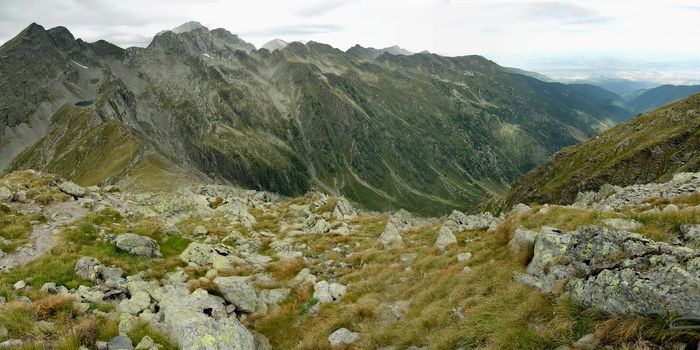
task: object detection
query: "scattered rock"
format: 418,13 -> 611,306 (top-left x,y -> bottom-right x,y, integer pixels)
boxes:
12,280 -> 25,290
115,233 -> 162,257
379,222 -> 403,249
75,256 -> 102,281
313,280 -> 347,304
107,335 -> 134,350
134,336 -> 157,350
59,181 -> 86,197
0,186 -> 12,203
434,226 -> 457,251
457,252 -> 472,263
0,339 -> 23,348
328,328 -> 360,347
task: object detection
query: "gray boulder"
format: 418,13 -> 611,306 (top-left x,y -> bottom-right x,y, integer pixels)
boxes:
434,226 -> 457,251
159,286 -> 255,350
59,181 -> 86,197
107,335 -> 133,350
313,280 -> 347,304
75,257 -> 102,281
180,242 -> 241,269
328,328 -> 360,347
213,276 -> 259,313
507,228 -> 536,257
115,234 -> 161,257
0,186 -> 12,203
378,222 -> 403,249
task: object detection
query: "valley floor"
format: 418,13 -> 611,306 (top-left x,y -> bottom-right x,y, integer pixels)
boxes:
0,170 -> 699,349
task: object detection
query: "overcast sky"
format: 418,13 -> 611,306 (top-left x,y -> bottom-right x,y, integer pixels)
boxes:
2,0 -> 700,83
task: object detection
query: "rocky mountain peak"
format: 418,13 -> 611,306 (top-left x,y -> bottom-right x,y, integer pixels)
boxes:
171,20 -> 208,34
261,38 -> 289,52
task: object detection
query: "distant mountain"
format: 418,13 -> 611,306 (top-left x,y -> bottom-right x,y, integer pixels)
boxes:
346,44 -> 413,59
578,78 -> 657,99
261,39 -> 289,52
502,67 -> 554,82
495,93 -> 700,209
1,23 -> 632,215
627,84 -> 700,114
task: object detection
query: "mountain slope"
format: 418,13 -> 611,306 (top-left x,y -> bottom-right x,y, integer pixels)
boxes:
497,93 -> 700,209
1,23 -> 630,215
627,84 -> 700,114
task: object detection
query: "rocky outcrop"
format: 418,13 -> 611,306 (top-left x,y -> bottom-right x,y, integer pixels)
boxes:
445,210 -> 499,232
516,225 -> 700,317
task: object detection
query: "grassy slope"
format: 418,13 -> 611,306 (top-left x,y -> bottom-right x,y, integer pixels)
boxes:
10,105 -> 141,186
497,93 -> 700,209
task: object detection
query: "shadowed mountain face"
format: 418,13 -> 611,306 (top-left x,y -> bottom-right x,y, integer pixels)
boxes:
497,93 -> 700,210
1,23 -> 630,215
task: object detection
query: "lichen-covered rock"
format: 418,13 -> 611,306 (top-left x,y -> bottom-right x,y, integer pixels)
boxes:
107,335 -> 133,350
58,181 -> 86,197
213,276 -> 259,313
681,224 -> 700,247
328,328 -> 360,347
115,234 -> 161,257
434,226 -> 456,251
517,225 -> 700,317
159,286 -> 255,350
378,222 -> 403,249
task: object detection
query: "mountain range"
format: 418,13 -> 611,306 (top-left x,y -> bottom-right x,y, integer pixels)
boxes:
0,21 -> 642,215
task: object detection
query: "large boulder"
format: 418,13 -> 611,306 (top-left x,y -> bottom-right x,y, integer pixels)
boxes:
516,225 -> 700,317
115,234 -> 162,257
434,226 -> 456,251
159,286 -> 255,350
213,276 -> 260,313
378,222 -> 403,249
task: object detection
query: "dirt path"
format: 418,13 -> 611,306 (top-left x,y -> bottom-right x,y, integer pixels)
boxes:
0,200 -> 89,271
